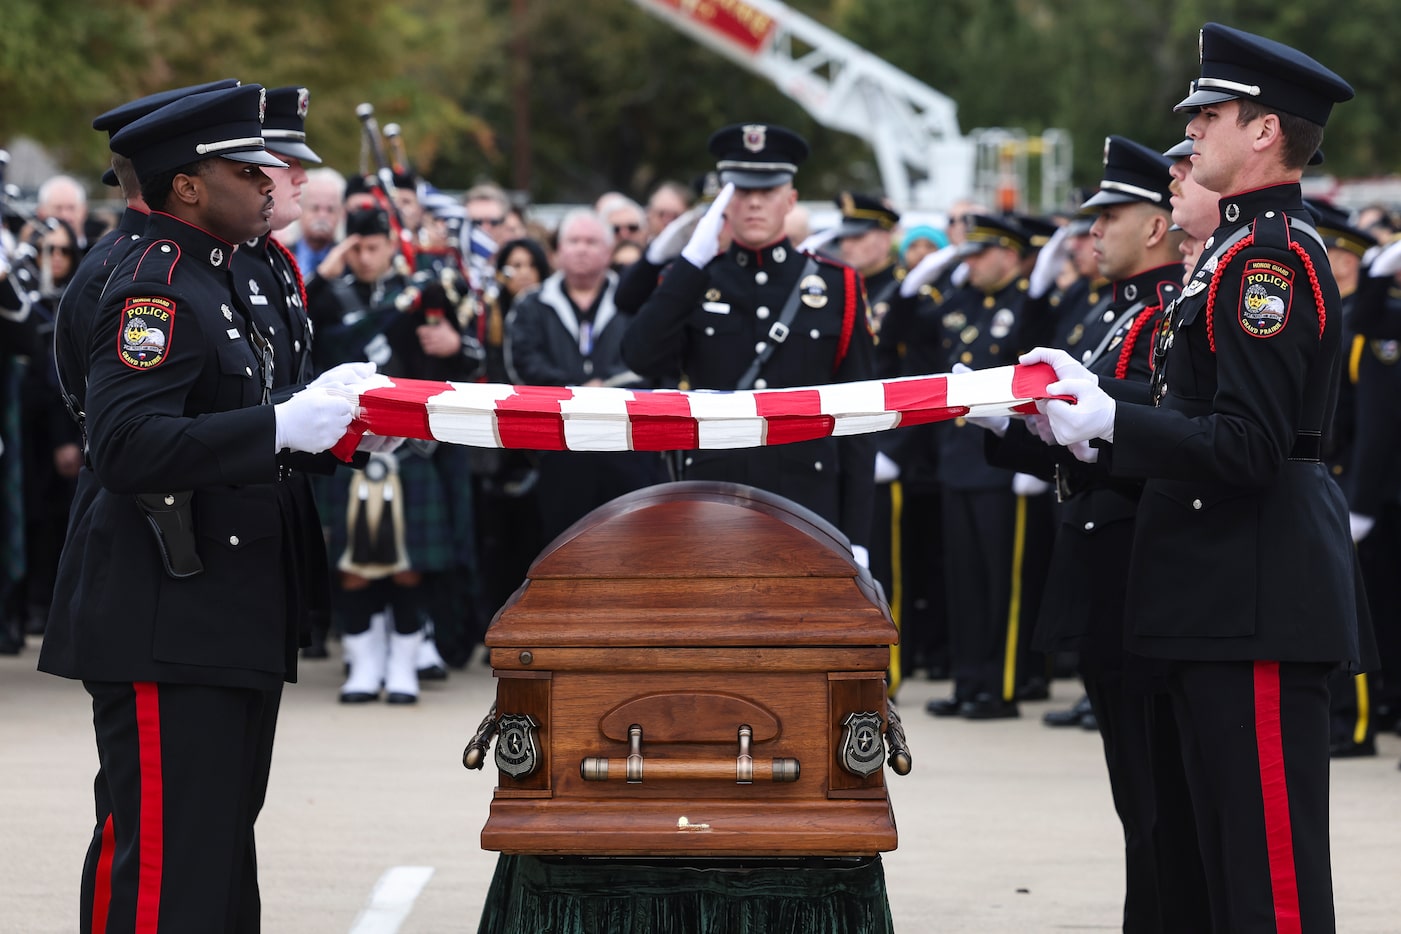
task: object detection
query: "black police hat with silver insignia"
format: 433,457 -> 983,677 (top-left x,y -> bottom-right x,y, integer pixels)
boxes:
1306,200 -> 1378,258
92,79 -> 242,186
707,123 -> 810,189
1174,23 -> 1353,127
1081,136 -> 1173,210
110,85 -> 288,182
261,86 -> 322,164
957,214 -> 1031,257
345,206 -> 392,237
1014,214 -> 1061,249
833,191 -> 900,239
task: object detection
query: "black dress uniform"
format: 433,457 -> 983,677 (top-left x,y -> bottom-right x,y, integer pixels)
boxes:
622,125 -> 876,551
1097,26 -> 1360,932
38,85 -> 308,934
988,134 -> 1211,932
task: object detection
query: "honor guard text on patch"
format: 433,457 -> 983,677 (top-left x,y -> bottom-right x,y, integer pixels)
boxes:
799,274 -> 828,308
1238,258 -> 1293,338
118,296 -> 175,370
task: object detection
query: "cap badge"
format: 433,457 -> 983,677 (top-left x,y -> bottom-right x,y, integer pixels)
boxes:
1225,203 -> 1241,223
1124,283 -> 1138,301
297,88 -> 310,118
210,247 -> 224,266
742,124 -> 767,153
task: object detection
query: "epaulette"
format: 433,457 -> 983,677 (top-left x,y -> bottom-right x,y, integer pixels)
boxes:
1250,209 -> 1293,254
807,250 -> 853,273
1152,278 -> 1180,311
123,238 -> 183,287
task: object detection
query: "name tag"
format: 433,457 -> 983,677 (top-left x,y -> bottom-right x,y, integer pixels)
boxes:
226,328 -> 241,340
249,294 -> 269,305
702,302 -> 731,315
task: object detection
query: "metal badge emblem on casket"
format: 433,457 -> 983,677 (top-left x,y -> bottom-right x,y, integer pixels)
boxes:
495,713 -> 541,778
840,711 -> 885,777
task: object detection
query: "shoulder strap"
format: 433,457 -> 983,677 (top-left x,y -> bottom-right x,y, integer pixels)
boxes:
735,257 -> 818,391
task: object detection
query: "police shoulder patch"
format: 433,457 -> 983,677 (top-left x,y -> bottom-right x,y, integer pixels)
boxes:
119,296 -> 175,370
1238,258 -> 1292,339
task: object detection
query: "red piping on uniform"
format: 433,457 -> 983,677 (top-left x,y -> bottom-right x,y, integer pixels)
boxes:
1253,661 -> 1303,934
1205,234 -> 1253,353
91,813 -> 115,934
836,266 -> 857,371
134,683 -> 164,932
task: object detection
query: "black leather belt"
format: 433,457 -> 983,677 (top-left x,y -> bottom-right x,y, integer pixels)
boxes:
1289,432 -> 1322,462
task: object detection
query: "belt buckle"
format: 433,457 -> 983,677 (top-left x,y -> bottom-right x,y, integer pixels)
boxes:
1054,463 -> 1070,504
768,321 -> 790,343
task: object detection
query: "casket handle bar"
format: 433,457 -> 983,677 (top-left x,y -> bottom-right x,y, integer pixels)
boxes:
462,701 -> 499,770
885,705 -> 913,776
580,723 -> 801,784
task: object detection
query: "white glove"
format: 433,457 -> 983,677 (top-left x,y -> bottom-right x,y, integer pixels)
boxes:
899,244 -> 961,298
1041,378 -> 1116,445
274,387 -> 356,454
1020,346 -> 1098,385
851,544 -> 870,569
1068,440 -> 1099,463
950,363 -> 1011,434
357,434 -> 405,455
1024,413 -> 1058,445
1028,225 -> 1073,299
1350,512 -> 1376,543
874,451 -> 900,483
646,203 -> 708,265
1012,472 -> 1051,496
308,361 -> 377,392
797,227 -> 842,256
1368,239 -> 1401,278
950,262 -> 969,287
680,182 -> 735,268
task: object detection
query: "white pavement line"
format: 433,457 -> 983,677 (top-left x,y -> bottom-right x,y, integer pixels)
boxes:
347,865 -> 436,934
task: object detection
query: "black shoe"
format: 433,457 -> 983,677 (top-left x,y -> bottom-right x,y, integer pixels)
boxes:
1330,737 -> 1377,759
1016,677 -> 1050,702
925,696 -> 963,717
417,664 -> 449,681
1043,694 -> 1091,728
302,635 -> 329,659
339,691 -> 379,704
960,695 -> 1020,720
0,621 -> 22,656
1080,711 -> 1100,731
386,692 -> 419,705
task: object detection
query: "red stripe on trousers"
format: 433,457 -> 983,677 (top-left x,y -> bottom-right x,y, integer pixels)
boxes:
91,813 -> 115,933
1253,661 -> 1302,934
133,683 -> 164,932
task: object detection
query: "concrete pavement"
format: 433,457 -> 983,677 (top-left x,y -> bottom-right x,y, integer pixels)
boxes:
3,639 -> 1399,932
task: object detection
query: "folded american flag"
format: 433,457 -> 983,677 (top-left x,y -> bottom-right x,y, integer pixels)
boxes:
329,363 -> 1061,460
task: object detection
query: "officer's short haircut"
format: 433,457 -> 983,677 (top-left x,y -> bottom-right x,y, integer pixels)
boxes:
141,159 -> 207,213
1235,100 -> 1325,171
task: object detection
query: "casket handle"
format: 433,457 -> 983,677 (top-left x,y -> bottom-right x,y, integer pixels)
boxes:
462,701 -> 499,770
885,706 -> 913,776
580,723 -> 800,784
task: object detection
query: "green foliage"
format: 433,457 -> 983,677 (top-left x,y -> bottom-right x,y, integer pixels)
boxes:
3,0 -> 1397,204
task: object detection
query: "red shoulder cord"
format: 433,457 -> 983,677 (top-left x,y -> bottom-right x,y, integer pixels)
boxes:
835,265 -> 858,372
1205,230 -> 1327,353
1114,306 -> 1157,379
267,238 -> 309,315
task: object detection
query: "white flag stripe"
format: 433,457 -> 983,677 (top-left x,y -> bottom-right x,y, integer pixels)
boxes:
559,386 -> 634,416
818,381 -> 887,415
833,413 -> 901,436
563,416 -> 631,451
698,419 -> 766,449
944,366 -> 1014,407
428,411 -> 502,447
685,391 -> 760,419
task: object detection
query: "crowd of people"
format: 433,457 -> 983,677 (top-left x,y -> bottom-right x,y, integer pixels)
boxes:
2,20 -> 1401,931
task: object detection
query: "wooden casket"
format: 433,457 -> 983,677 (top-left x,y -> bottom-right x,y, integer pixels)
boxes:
476,481 -> 903,857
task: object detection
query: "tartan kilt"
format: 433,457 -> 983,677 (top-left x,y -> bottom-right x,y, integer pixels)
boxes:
320,446 -> 463,574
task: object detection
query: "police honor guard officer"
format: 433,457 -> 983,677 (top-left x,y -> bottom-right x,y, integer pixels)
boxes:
38,85 -> 357,932
623,123 -> 877,559
1032,23 -> 1363,931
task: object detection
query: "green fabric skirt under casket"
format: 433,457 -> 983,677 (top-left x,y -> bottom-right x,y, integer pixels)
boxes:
476,853 -> 894,934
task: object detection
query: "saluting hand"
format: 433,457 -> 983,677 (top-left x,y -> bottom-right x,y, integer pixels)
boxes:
680,182 -> 735,269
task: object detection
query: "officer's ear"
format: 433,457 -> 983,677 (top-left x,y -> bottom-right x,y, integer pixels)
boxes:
169,170 -> 203,208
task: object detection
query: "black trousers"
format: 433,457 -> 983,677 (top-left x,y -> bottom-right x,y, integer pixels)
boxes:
1168,660 -> 1335,934
940,487 -> 1018,701
80,681 -> 282,934
1083,676 -> 1210,933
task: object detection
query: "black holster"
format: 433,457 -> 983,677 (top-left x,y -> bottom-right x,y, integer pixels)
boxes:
136,491 -> 204,578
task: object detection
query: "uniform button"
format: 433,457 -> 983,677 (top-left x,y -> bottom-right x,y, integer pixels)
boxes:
755,272 -> 769,285
1192,499 -> 1203,510
813,461 -> 823,471
705,327 -> 715,336
294,340 -> 302,352
1103,311 -> 1114,323
810,329 -> 820,339
1082,351 -> 1092,363
755,341 -> 767,353
754,378 -> 767,389
245,366 -> 253,377
268,326 -> 276,335
756,306 -> 770,319
684,457 -> 694,467
1084,521 -> 1095,531
229,535 -> 240,546
960,352 -> 972,364
160,244 -> 172,253
1265,211 -> 1275,218
164,494 -> 175,506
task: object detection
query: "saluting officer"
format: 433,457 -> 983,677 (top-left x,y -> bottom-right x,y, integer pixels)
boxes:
1031,24 -> 1363,931
832,190 -> 902,341
622,123 -> 877,560
38,85 -> 357,933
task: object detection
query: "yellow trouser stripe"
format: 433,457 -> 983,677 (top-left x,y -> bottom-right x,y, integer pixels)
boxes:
1354,672 -> 1371,744
1003,494 -> 1028,702
887,481 -> 903,698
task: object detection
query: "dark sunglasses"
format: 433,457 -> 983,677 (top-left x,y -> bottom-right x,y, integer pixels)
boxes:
478,216 -> 507,227
613,223 -> 641,234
